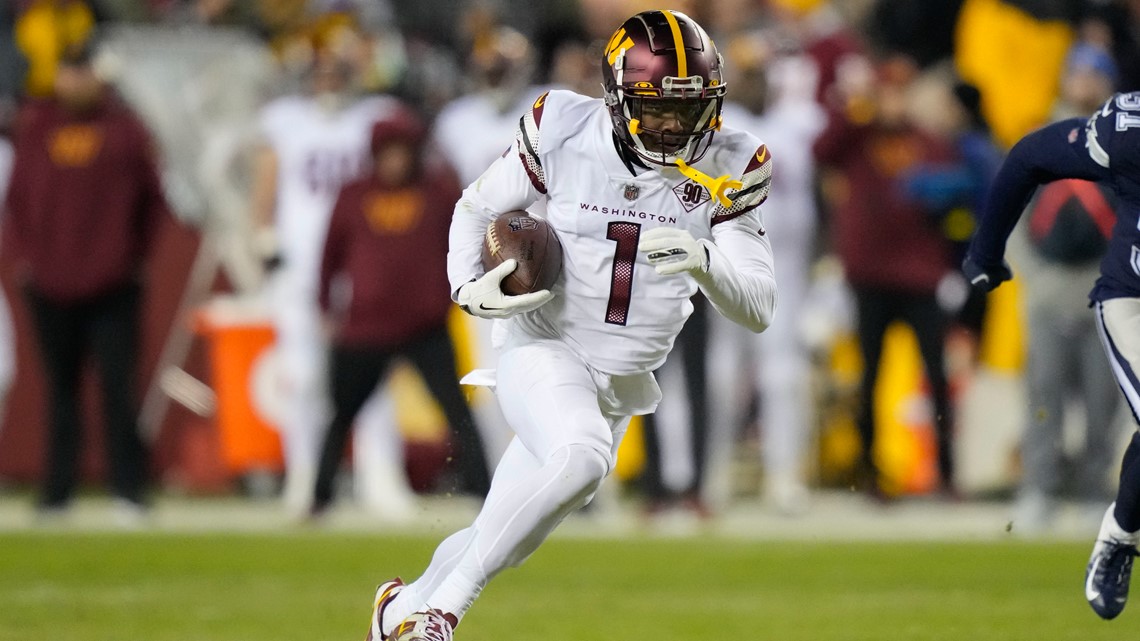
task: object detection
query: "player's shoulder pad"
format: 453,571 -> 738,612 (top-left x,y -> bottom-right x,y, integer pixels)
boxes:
515,89 -> 596,194
1085,92 -> 1140,169
710,129 -> 773,226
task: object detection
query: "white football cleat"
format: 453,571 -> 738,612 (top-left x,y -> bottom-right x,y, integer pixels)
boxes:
390,609 -> 456,641
365,578 -> 405,641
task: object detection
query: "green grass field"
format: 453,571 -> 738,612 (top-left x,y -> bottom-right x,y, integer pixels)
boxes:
0,532 -> 1129,641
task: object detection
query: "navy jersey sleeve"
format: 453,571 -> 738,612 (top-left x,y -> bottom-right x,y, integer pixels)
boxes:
967,100 -> 1123,266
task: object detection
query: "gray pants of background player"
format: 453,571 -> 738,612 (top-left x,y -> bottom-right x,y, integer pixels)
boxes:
1022,304 -> 1120,501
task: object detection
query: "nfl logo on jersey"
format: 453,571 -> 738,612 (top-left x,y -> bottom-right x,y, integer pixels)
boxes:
623,184 -> 640,201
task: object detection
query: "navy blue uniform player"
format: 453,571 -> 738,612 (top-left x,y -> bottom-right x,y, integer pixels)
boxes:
964,92 -> 1140,620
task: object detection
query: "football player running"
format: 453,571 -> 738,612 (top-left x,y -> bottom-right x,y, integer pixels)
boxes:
365,10 -> 777,641
964,92 -> 1140,619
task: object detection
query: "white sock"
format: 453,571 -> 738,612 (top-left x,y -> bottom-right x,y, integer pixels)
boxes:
382,528 -> 474,637
423,444 -> 608,623
1099,503 -> 1140,544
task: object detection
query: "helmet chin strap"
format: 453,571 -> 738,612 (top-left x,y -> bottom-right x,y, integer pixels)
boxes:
673,159 -> 742,207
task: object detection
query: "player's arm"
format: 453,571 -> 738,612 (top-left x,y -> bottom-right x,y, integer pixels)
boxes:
318,187 -> 352,314
448,95 -> 551,318
639,145 -> 777,333
248,142 -> 280,268
964,116 -> 1112,290
701,209 -> 778,332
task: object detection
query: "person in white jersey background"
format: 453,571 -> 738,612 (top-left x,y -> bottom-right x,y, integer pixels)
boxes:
250,50 -> 411,518
366,10 -> 778,641
429,24 -> 552,462
708,30 -> 826,514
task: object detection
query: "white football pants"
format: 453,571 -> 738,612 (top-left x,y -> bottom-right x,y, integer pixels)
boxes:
1096,297 -> 1140,424
382,337 -> 652,630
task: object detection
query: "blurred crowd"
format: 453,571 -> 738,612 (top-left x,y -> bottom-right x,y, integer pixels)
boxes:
0,0 -> 1138,533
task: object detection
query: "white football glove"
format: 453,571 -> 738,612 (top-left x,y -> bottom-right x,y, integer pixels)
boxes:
638,227 -> 709,275
456,259 -> 554,319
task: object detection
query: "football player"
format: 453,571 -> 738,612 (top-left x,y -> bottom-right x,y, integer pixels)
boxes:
964,92 -> 1140,619
430,25 -> 553,464
366,11 -> 777,641
251,48 -> 409,518
710,29 -> 826,514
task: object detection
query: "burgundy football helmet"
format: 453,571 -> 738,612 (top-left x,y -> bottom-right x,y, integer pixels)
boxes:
602,10 -> 726,166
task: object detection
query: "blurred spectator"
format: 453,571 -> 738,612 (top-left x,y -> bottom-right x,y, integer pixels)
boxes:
813,56 -> 962,499
1008,43 -> 1122,533
1098,0 -> 1140,92
866,0 -> 965,68
1054,42 -> 1118,118
157,0 -> 267,30
14,0 -> 95,98
766,0 -> 868,110
903,76 -> 1003,341
2,46 -> 170,518
538,26 -> 599,98
0,3 -> 28,101
709,30 -> 826,513
249,47 -> 404,517
430,24 -> 549,462
433,25 -> 546,186
313,108 -> 491,516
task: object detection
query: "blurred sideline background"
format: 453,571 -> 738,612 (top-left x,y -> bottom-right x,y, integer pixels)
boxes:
0,0 -> 1135,528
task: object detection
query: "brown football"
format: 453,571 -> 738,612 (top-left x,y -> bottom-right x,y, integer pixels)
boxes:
481,211 -> 563,296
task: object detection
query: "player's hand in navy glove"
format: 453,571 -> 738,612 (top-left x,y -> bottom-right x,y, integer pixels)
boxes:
961,254 -> 1012,292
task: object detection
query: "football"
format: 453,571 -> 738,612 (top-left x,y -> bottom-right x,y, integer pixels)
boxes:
481,211 -> 563,296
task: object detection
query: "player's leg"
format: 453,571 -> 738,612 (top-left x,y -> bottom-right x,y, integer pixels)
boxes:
756,260 -> 812,513
678,295 -> 710,503
271,273 -> 329,514
902,292 -> 954,494
24,289 -> 87,510
1086,298 -> 1140,619
1076,315 -> 1121,505
88,284 -> 148,507
853,287 -> 894,495
404,325 -> 491,496
385,340 -> 622,632
352,384 -> 417,520
312,345 -> 388,513
1017,306 -> 1067,529
380,435 -> 544,633
703,309 -> 753,508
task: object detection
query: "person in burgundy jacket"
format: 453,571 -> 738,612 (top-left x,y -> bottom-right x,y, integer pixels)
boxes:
813,56 -> 963,500
2,45 -> 170,517
312,107 -> 491,516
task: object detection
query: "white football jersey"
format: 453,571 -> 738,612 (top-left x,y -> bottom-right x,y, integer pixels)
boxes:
258,94 -> 396,278
449,90 -> 777,375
